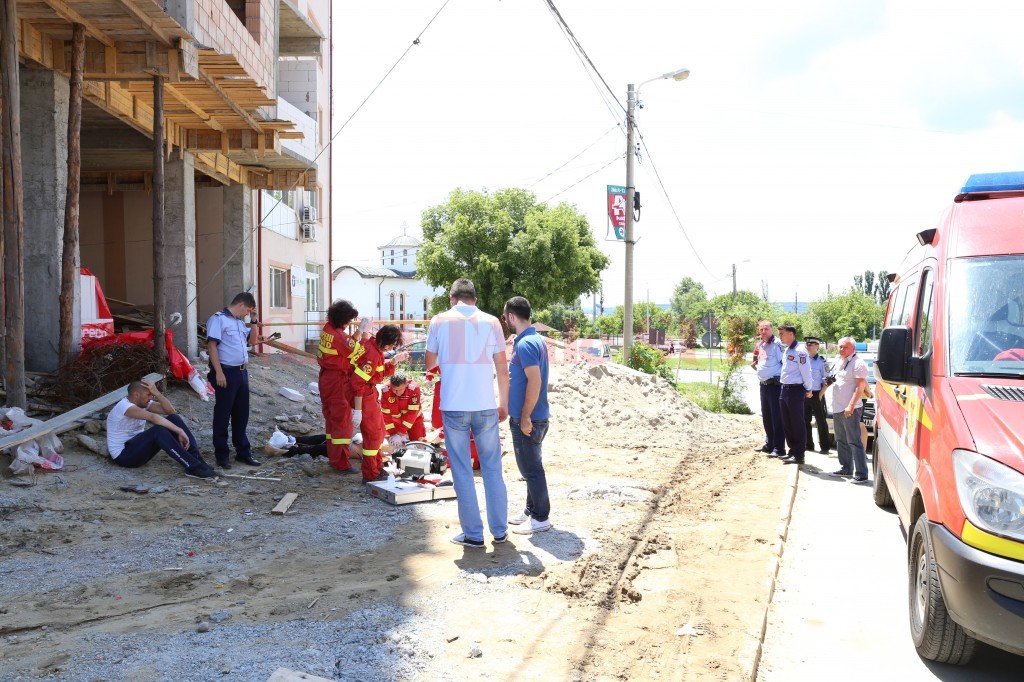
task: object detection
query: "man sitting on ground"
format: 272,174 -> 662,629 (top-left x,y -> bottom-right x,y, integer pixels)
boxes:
106,378 -> 215,478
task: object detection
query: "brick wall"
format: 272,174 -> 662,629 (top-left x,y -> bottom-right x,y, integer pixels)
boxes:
191,0 -> 277,98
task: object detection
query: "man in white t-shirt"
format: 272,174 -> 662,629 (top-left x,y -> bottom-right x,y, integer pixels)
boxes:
106,378 -> 214,478
425,278 -> 510,548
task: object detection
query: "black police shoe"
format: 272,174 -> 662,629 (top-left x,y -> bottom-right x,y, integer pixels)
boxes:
235,454 -> 262,467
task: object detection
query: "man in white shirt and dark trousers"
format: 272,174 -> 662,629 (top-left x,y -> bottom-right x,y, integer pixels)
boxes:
827,337 -> 870,482
106,378 -> 214,478
425,278 -> 510,548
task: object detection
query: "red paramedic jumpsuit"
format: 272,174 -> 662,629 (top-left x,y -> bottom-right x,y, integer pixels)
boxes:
317,323 -> 364,471
382,380 -> 426,442
425,367 -> 478,469
351,338 -> 395,481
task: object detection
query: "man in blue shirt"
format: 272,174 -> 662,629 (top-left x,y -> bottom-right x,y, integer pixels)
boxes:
751,320 -> 786,456
206,292 -> 263,469
503,296 -> 551,535
777,324 -> 813,465
802,338 -> 831,454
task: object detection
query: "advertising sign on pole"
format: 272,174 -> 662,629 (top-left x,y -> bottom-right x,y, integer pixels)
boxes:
607,185 -> 627,240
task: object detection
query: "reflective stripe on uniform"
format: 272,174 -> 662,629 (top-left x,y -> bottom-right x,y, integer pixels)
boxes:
328,436 -> 349,445
384,423 -> 394,431
376,365 -> 385,371
402,421 -> 413,428
362,448 -> 379,456
354,367 -> 371,381
381,409 -> 391,414
318,345 -> 338,355
407,405 -> 420,411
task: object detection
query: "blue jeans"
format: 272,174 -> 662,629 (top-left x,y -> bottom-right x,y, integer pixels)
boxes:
835,408 -> 868,477
114,414 -> 206,471
442,409 -> 507,541
509,418 -> 550,522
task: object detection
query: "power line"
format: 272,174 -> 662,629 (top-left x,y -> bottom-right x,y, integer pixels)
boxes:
541,154 -> 623,204
634,124 -> 714,276
540,0 -> 624,126
529,124 -> 620,188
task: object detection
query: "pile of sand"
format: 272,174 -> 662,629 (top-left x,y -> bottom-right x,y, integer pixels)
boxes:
548,362 -> 722,449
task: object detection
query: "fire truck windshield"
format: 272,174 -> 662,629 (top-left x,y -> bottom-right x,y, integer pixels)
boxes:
948,255 -> 1024,376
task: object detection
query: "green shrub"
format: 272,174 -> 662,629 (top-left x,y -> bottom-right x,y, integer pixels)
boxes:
616,341 -> 676,386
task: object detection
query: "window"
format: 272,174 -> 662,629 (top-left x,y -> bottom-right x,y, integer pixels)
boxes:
423,298 -> 429,316
889,273 -> 918,327
916,269 -> 934,357
390,258 -> 395,265
400,293 -> 406,320
403,249 -> 408,256
390,249 -> 395,256
403,259 -> 408,265
389,292 -> 396,320
270,267 -> 289,309
269,189 -> 295,209
305,263 -> 323,313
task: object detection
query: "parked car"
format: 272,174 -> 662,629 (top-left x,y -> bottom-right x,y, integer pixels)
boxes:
874,171 -> 1024,665
404,340 -> 427,370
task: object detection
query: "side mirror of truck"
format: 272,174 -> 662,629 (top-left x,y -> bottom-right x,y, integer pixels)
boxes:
876,326 -> 926,386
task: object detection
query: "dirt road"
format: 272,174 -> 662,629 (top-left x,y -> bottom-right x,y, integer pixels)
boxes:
1,357 -> 789,681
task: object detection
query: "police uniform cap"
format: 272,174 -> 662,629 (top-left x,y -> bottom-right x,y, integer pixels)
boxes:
805,337 -> 822,345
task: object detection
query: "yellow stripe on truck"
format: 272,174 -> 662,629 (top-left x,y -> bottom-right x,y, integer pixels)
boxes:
962,520 -> 1024,562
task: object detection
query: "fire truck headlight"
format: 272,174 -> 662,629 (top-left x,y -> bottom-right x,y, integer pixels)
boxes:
954,449 -> 1024,541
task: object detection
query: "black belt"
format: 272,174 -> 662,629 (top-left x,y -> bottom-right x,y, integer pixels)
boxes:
219,363 -> 248,371
781,383 -> 805,389
759,377 -> 780,386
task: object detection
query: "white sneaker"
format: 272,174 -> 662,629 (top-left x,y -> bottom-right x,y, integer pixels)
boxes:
511,518 -> 551,535
508,511 -> 529,525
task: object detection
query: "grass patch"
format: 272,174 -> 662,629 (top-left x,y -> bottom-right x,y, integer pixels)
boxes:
676,381 -> 724,412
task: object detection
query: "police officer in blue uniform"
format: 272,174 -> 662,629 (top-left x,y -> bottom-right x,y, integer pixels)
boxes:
751,320 -> 786,456
207,292 -> 263,469
777,324 -> 813,465
803,338 -> 831,454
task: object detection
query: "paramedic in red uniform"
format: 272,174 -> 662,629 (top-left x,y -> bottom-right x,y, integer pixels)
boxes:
382,371 -> 426,446
316,300 -> 367,472
351,324 -> 404,482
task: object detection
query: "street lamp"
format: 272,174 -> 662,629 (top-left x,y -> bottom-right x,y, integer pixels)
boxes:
623,67 -> 690,365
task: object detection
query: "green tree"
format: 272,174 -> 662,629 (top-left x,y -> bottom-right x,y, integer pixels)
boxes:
418,188 -> 610,317
594,313 -> 620,337
804,290 -> 885,342
669,277 -> 708,322
875,270 -> 890,305
633,302 -> 673,333
708,291 -> 782,342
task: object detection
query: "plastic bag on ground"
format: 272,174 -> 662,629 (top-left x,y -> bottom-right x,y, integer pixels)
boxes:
268,430 -> 297,449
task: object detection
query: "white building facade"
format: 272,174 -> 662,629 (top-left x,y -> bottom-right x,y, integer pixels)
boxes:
331,234 -> 441,324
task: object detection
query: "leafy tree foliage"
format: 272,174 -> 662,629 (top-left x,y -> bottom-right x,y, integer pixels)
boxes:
418,188 -> 610,317
633,302 -> 674,333
708,291 -> 782,341
804,290 -> 885,342
669,277 -> 708,325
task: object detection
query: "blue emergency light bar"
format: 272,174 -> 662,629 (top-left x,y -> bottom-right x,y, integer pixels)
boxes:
960,171 -> 1024,194
855,342 -> 868,352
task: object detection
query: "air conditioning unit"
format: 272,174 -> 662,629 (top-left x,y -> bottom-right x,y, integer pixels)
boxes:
302,206 -> 317,222
300,222 -> 316,242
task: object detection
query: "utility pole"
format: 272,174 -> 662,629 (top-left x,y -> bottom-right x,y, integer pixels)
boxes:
646,286 -> 650,338
732,263 -> 737,298
623,82 -> 637,365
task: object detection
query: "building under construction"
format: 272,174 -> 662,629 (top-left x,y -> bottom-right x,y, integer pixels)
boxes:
0,0 -> 332,407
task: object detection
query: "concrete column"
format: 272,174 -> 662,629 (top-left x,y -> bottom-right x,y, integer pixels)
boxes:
163,150 -> 198,358
20,65 -> 76,372
222,183 -> 254,301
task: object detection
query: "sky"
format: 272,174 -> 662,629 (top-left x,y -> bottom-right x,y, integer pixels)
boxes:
330,0 -> 1024,309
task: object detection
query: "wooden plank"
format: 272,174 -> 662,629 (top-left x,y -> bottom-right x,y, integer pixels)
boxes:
266,666 -> 333,682
0,373 -> 163,453
37,0 -> 115,47
271,493 -> 298,515
263,338 -> 315,359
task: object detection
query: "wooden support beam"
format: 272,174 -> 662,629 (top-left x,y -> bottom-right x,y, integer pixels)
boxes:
197,67 -> 263,132
165,84 -> 224,131
38,0 -> 115,47
2,0 -> 27,409
59,23 -> 84,370
0,373 -> 163,453
152,75 -> 167,368
184,129 -> 278,153
108,0 -> 177,46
